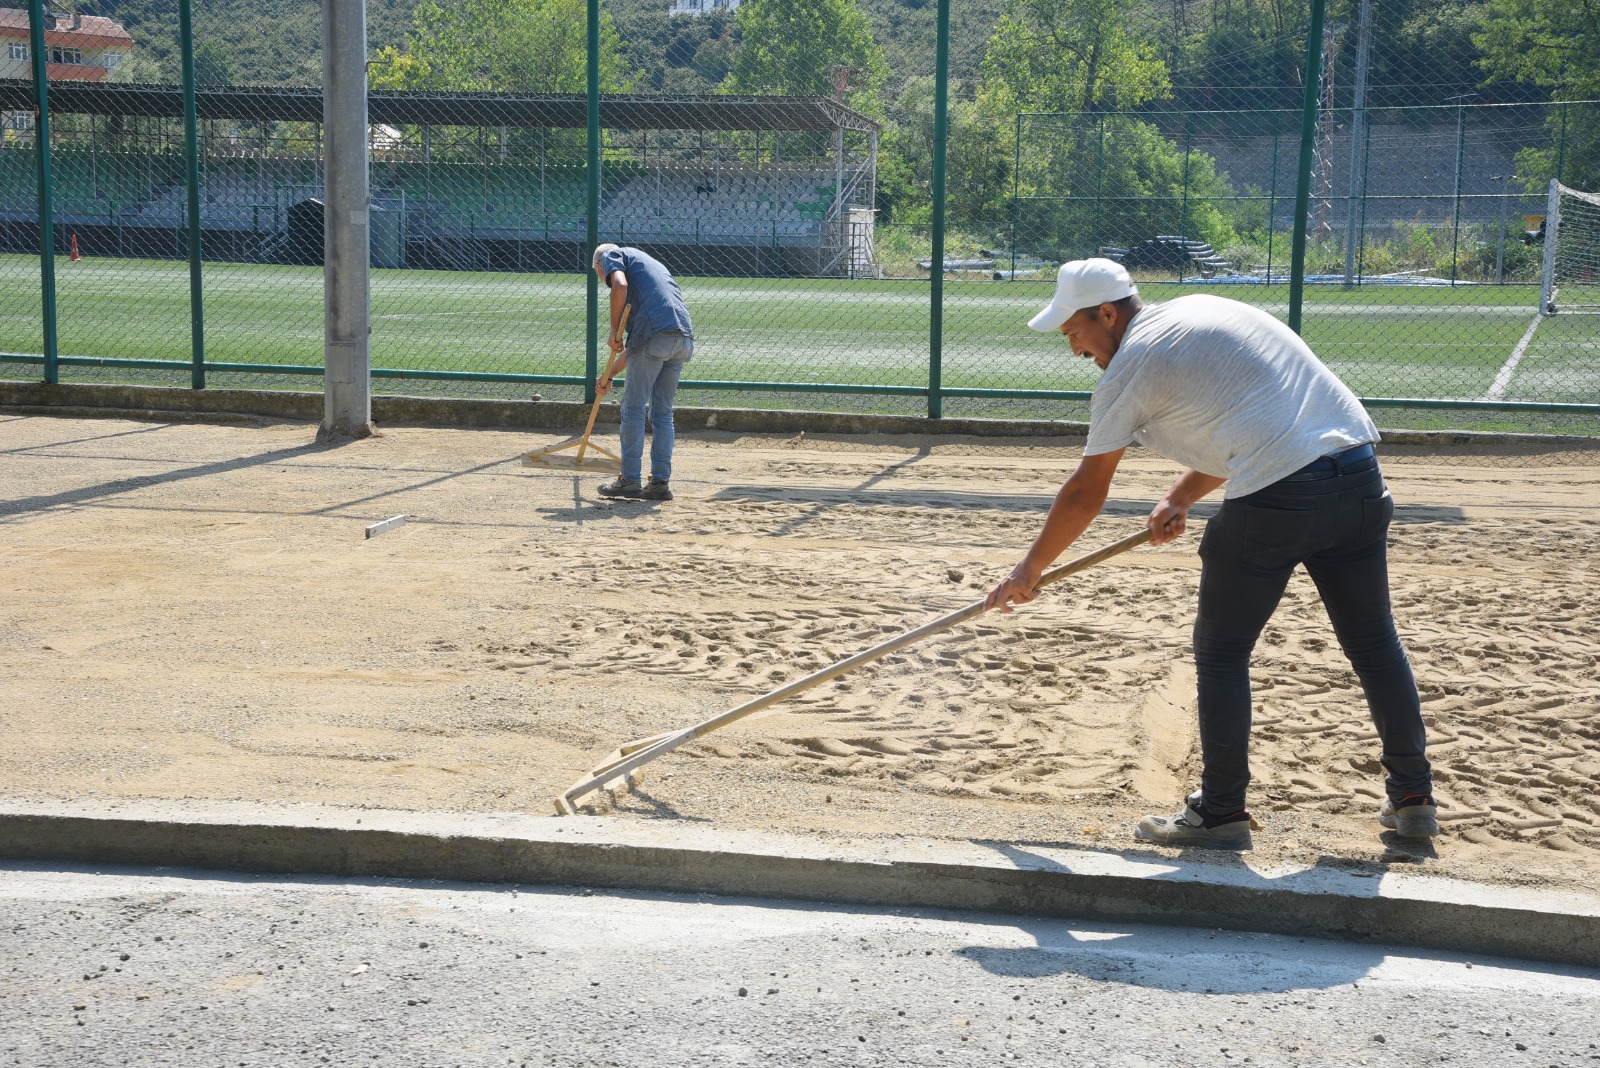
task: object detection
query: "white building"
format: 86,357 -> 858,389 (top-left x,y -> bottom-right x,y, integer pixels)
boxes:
670,0 -> 740,17
0,7 -> 134,82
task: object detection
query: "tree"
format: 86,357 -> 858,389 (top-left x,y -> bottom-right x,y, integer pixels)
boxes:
369,0 -> 633,94
977,0 -> 1170,117
972,0 -> 1239,259
881,76 -> 1013,228
192,38 -> 234,87
1475,0 -> 1600,186
720,0 -> 889,118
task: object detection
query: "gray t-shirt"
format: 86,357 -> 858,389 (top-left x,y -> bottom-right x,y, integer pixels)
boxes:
1084,294 -> 1378,498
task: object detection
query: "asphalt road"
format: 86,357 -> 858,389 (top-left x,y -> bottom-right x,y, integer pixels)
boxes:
3,862 -> 1598,1068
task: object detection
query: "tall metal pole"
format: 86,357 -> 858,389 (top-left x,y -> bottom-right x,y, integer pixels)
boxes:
321,0 -> 373,438
178,0 -> 206,388
1449,104 -> 1465,285
1178,117 -> 1192,283
1010,113 -> 1021,274
1341,0 -> 1374,286
1267,111 -> 1280,279
1094,113 -> 1105,256
1288,0 -> 1328,334
928,0 -> 950,419
26,0 -> 57,384
584,0 -> 600,403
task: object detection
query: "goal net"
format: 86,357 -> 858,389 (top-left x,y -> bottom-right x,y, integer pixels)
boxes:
1541,180 -> 1600,313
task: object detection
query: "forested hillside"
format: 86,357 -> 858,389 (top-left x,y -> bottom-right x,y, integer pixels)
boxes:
53,0 -> 1593,232
71,0 -> 413,84
68,0 -> 1516,107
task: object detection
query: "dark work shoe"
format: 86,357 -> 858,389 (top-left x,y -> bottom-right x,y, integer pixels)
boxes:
1380,796 -> 1440,838
597,477 -> 643,499
640,479 -> 673,501
1135,792 -> 1254,851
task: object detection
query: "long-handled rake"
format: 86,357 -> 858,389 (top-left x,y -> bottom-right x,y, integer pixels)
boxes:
553,527 -> 1153,815
523,307 -> 629,471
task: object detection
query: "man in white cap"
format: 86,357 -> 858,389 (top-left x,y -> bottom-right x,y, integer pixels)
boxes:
985,258 -> 1435,850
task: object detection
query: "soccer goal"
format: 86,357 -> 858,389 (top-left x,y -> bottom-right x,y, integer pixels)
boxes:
1540,180 -> 1600,314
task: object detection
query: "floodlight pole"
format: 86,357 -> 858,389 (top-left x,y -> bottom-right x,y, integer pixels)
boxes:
320,0 -> 374,440
1288,0 -> 1328,334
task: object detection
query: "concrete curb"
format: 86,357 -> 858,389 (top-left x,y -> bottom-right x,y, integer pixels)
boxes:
2,800 -> 1596,968
5,379 -> 1597,448
0,380 -> 1089,439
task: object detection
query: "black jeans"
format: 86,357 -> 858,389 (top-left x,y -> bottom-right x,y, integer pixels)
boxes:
1193,445 -> 1431,815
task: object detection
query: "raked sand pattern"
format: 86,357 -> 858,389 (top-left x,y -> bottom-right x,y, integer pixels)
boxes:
1,415 -> 1597,894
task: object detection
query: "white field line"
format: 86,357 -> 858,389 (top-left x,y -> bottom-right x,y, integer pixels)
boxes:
1484,312 -> 1544,401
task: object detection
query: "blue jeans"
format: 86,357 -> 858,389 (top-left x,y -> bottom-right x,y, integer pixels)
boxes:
1192,445 -> 1432,815
619,332 -> 692,483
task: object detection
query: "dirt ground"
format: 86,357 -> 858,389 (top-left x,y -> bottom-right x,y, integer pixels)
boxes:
2,411 -> 1598,896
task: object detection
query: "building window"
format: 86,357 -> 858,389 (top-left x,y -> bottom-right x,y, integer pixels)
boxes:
102,50 -> 122,68
50,47 -> 83,65
7,43 -> 28,62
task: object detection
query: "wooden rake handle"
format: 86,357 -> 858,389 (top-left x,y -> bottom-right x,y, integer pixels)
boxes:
554,527 -> 1154,814
577,305 -> 629,465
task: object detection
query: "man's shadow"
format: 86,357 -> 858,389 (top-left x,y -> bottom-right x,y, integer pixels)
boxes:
532,475 -> 671,526
942,838 -> 1488,993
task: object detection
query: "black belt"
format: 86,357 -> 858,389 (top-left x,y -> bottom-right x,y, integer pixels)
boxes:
1280,442 -> 1377,481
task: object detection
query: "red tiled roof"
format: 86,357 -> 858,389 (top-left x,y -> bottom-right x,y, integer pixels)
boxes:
0,8 -> 135,45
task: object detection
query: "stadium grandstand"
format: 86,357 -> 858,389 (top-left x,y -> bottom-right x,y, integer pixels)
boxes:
0,82 -> 882,278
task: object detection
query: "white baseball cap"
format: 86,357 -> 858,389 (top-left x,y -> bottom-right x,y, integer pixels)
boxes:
1027,258 -> 1138,332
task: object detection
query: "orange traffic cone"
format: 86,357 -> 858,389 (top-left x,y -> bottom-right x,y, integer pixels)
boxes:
68,233 -> 80,261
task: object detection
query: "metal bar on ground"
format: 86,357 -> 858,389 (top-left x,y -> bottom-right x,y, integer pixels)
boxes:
364,515 -> 407,539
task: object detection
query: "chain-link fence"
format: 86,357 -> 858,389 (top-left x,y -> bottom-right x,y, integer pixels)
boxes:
1,2 -> 1595,439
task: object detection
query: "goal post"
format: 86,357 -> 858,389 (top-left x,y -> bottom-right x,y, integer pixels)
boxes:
1541,179 -> 1600,314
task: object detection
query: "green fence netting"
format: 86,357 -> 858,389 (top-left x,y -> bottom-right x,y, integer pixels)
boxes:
0,1 -> 1595,440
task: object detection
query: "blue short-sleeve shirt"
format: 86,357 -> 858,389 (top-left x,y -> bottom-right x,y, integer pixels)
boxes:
598,247 -> 695,356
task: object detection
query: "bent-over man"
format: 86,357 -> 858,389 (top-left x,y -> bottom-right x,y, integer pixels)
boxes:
593,243 -> 695,502
985,258 -> 1435,850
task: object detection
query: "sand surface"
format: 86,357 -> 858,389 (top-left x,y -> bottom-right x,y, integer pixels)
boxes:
2,412 -> 1598,895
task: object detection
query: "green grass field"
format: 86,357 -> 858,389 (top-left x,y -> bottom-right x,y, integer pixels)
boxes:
1,253 -> 1593,429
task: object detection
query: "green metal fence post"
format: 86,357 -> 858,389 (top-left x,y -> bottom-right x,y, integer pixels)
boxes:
585,0 -> 600,403
1449,104 -> 1465,286
26,0 -> 58,384
1094,113 -> 1105,255
1289,0 -> 1328,334
928,0 -> 950,419
179,0 -> 205,388
1357,116 -> 1372,280
1010,113 -> 1020,275
1268,111 -> 1280,279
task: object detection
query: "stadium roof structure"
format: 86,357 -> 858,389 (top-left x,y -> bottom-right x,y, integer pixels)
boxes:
0,83 -> 881,133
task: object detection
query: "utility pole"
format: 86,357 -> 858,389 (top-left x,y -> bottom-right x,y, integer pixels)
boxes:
320,0 -> 374,440
1342,0 -> 1375,285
